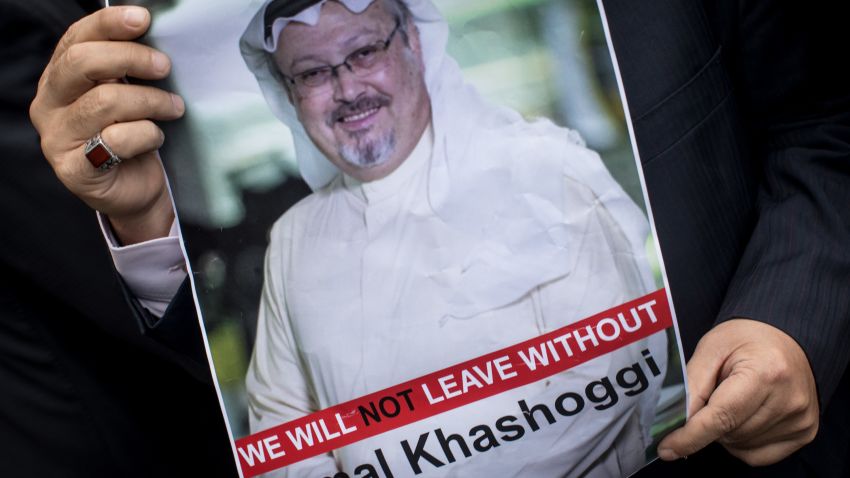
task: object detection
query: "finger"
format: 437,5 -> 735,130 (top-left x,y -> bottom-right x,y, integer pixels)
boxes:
717,396 -> 780,447
725,434 -> 816,467
680,338 -> 727,418
45,41 -> 171,107
658,366 -> 766,460
64,83 -> 184,141
718,383 -> 809,447
51,6 -> 151,62
724,420 -> 810,451
98,120 -> 165,160
721,399 -> 818,449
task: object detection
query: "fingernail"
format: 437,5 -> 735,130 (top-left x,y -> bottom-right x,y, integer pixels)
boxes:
171,94 -> 185,114
152,52 -> 169,74
124,7 -> 147,28
658,448 -> 680,461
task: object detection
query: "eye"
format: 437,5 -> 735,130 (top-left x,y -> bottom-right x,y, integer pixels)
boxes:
296,67 -> 331,86
348,45 -> 381,67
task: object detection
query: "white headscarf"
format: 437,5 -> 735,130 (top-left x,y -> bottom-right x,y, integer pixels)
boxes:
241,0 -> 453,191
239,0 -> 655,316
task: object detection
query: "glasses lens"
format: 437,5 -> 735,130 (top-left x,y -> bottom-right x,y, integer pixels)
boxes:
286,23 -> 398,97
347,45 -> 384,74
296,67 -> 332,88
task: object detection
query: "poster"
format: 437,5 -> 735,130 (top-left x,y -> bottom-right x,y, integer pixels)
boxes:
108,0 -> 688,476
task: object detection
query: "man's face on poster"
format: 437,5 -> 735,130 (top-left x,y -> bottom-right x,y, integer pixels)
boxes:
274,0 -> 431,182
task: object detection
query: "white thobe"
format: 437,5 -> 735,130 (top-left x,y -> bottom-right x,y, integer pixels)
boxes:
248,125 -> 667,478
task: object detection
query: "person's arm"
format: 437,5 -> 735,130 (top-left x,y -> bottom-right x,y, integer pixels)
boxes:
658,1 -> 849,465
99,213 -> 213,379
98,212 -> 186,317
26,5 -> 216,382
715,0 -> 850,417
245,226 -> 338,477
29,6 -> 180,246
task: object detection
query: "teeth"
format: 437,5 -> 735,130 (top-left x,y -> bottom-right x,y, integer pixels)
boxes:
342,108 -> 378,123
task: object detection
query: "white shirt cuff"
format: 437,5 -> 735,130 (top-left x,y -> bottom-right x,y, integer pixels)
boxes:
98,212 -> 188,318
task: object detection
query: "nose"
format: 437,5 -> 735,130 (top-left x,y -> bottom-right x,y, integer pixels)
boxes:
331,64 -> 367,103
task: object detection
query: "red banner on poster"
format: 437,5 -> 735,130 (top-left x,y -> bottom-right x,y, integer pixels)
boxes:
236,289 -> 672,477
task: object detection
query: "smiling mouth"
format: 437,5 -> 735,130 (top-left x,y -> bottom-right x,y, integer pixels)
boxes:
340,107 -> 380,123
331,95 -> 391,128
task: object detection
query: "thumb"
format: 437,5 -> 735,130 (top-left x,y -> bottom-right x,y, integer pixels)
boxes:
682,333 -> 730,419
658,363 -> 765,460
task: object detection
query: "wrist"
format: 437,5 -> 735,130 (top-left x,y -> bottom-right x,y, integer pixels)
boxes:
107,188 -> 175,245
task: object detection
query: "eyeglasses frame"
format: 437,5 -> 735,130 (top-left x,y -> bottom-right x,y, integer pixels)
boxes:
279,20 -> 403,95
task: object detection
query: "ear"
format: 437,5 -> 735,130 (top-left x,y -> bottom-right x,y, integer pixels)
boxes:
275,70 -> 296,105
406,20 -> 425,70
284,82 -> 295,105
407,19 -> 422,54
269,53 -> 296,104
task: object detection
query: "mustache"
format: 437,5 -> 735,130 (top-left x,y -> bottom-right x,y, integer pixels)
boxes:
329,95 -> 391,124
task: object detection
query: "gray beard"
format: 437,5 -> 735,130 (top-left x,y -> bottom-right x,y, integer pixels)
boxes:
339,130 -> 397,169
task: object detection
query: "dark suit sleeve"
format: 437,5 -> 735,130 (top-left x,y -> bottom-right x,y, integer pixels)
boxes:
715,1 -> 850,407
0,0 -> 213,385
122,277 -> 214,382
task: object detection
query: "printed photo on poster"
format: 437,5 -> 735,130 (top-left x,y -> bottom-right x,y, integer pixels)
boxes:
108,0 -> 688,476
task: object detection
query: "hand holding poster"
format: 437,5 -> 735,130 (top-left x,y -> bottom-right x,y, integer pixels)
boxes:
107,0 -> 688,476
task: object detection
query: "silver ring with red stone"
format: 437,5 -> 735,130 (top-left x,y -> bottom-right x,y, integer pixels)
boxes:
83,133 -> 122,171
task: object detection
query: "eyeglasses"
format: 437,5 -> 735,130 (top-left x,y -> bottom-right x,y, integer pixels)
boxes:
280,21 -> 402,97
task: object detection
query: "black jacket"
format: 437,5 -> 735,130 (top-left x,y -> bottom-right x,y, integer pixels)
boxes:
4,0 -> 846,476
607,0 -> 850,476
0,0 -> 237,476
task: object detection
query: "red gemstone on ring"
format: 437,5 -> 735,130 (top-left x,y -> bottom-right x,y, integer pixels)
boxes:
86,142 -> 112,168
84,133 -> 121,171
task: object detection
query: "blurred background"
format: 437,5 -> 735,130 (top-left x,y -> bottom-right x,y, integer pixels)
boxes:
114,0 -> 680,439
